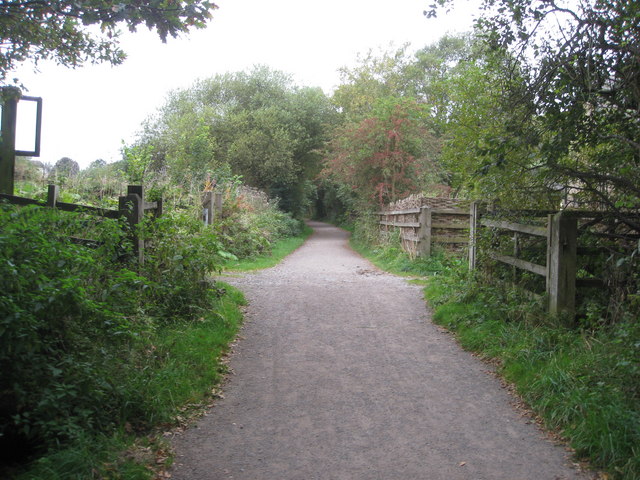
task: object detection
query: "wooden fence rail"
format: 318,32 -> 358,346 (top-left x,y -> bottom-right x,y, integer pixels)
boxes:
378,206 -> 470,258
0,184 -> 162,263
380,198 -> 638,320
469,205 -> 614,318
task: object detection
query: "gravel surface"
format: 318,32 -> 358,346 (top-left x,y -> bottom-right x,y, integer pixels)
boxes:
171,221 -> 594,480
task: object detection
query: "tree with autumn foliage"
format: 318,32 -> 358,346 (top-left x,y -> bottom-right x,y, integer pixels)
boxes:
322,97 -> 437,209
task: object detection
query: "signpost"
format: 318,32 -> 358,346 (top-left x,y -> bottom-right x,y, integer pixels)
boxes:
0,87 -> 43,194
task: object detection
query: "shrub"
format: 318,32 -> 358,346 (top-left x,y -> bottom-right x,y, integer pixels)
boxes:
0,202 -> 227,459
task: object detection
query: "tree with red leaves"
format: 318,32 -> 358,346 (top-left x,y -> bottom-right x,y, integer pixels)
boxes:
322,97 -> 436,208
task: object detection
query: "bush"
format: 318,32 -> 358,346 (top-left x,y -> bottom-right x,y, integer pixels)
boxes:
216,187 -> 303,259
0,203 -> 227,460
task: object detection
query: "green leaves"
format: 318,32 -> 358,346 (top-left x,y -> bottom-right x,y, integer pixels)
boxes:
134,66 -> 336,216
1,0 -> 218,84
0,202 -> 227,452
323,96 -> 435,208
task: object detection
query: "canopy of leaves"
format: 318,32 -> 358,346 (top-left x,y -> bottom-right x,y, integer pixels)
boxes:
427,0 -> 640,218
131,66 -> 337,216
0,0 -> 217,84
323,97 -> 437,209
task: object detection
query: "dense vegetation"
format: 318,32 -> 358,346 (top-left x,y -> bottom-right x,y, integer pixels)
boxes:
126,66 -> 337,217
2,158 -> 309,478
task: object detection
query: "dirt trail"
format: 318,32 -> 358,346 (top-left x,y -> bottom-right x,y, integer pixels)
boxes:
171,221 -> 592,480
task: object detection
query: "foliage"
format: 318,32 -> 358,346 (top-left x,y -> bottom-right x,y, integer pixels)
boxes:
225,224 -> 313,271
215,186 -> 305,259
320,36 -> 487,218
140,211 -> 228,319
122,143 -> 155,185
0,202 -> 232,475
1,0 -> 217,85
332,44 -> 416,120
426,0 -> 640,217
322,97 -> 437,208
49,157 -> 80,186
132,66 -> 337,216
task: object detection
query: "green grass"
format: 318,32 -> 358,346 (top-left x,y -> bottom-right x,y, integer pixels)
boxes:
354,239 -> 640,479
12,283 -> 246,480
224,224 -> 313,271
350,237 -> 459,277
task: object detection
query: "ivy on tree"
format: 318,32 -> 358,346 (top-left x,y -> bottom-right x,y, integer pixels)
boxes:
0,0 -> 217,84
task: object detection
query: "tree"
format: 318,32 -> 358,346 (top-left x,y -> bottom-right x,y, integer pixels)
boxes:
322,98 -> 435,208
88,159 -> 107,169
50,156 -> 79,185
332,45 -> 415,120
132,66 -> 337,215
0,0 -> 217,84
427,0 -> 640,218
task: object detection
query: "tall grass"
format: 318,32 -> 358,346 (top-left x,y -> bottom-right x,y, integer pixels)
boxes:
11,284 -> 245,480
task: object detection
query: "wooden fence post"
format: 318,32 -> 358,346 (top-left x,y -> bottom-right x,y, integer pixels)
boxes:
0,87 -> 20,195
469,201 -> 480,270
202,191 -> 213,225
119,185 -> 144,264
417,206 -> 432,257
47,184 -> 58,207
546,211 -> 577,318
214,191 -> 223,216
154,197 -> 163,218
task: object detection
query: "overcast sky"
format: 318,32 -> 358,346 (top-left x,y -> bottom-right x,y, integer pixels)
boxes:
13,0 -> 478,168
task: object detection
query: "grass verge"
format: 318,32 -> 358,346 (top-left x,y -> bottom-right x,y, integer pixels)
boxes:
224,224 -> 313,271
11,283 -> 246,480
354,240 -> 639,480
350,238 -> 459,277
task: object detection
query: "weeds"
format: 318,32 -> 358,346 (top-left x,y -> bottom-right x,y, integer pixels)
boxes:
224,224 -> 313,271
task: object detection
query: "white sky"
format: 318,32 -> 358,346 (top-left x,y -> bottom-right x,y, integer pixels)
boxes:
13,0 -> 478,168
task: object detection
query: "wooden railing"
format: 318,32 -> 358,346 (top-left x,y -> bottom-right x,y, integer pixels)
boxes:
469,205 -> 636,318
380,198 -> 638,319
378,206 -> 470,258
0,184 -> 162,263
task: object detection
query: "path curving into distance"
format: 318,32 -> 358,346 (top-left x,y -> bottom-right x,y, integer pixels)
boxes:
171,221 -> 593,480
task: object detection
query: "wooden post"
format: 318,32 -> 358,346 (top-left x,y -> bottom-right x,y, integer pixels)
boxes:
0,87 -> 21,195
202,191 -> 213,225
47,184 -> 58,207
513,232 -> 521,280
154,197 -> 163,218
417,206 -> 432,257
546,211 -> 577,318
214,191 -> 223,216
469,201 -> 480,270
119,185 -> 144,264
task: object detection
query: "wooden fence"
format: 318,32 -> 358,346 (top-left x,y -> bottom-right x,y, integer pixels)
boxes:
380,199 -> 637,319
202,190 -> 223,225
0,184 -> 162,263
378,206 -> 470,258
470,204 -> 637,318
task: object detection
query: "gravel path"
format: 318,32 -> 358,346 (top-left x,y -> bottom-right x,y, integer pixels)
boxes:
171,221 -> 592,480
